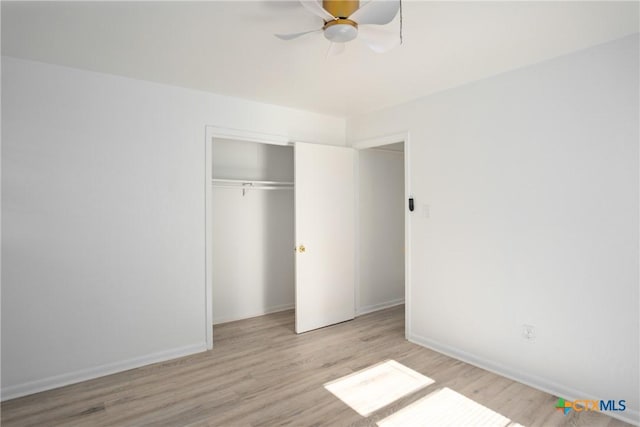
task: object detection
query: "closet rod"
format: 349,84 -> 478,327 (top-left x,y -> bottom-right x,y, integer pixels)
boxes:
212,179 -> 294,196
212,178 -> 293,186
212,185 -> 293,190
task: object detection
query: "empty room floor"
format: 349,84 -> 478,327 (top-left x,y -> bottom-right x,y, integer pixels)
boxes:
1,306 -> 629,426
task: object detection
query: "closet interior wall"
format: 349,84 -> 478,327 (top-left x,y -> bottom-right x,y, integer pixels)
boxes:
212,138 -> 295,324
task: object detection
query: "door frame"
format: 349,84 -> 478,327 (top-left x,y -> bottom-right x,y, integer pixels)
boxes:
352,132 -> 412,338
204,126 -> 292,349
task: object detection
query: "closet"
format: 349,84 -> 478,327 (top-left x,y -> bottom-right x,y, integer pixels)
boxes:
209,135 -> 355,334
212,138 -> 295,325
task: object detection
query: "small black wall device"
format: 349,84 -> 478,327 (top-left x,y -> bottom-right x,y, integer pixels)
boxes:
409,198 -> 414,212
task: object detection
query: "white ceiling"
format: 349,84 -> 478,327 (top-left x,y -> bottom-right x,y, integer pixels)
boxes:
2,1 -> 638,118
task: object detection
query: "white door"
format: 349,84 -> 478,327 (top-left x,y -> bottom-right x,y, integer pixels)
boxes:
295,142 -> 355,333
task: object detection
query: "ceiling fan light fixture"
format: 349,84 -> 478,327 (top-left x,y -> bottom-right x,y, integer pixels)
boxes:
276,0 -> 401,52
323,19 -> 358,43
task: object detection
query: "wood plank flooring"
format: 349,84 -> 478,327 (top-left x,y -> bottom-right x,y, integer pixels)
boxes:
1,306 -> 631,426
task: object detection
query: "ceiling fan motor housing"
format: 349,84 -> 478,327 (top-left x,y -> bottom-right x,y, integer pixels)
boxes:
322,0 -> 359,18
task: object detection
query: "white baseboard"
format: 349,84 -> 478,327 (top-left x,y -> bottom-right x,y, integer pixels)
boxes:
408,332 -> 639,426
356,298 -> 405,316
213,303 -> 294,325
1,342 -> 207,402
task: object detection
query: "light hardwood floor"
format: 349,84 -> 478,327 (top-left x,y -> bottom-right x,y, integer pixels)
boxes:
1,306 -> 631,426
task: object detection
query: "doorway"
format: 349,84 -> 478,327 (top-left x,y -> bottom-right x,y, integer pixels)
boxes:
354,134 -> 411,337
357,142 -> 405,311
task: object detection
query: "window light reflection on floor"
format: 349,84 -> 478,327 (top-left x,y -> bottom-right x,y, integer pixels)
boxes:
377,387 -> 524,427
324,360 -> 435,417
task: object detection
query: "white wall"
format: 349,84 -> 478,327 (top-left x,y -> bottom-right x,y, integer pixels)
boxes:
348,34 -> 639,423
1,56 -> 345,399
358,147 -> 404,314
212,139 -> 294,324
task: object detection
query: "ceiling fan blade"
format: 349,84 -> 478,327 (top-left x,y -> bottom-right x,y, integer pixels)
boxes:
300,0 -> 336,21
358,26 -> 400,53
275,29 -> 322,40
349,0 -> 399,25
326,42 -> 346,57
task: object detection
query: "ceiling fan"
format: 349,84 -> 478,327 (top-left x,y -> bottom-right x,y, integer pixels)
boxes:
275,0 -> 402,55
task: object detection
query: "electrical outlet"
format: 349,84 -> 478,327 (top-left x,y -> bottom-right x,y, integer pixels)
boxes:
522,324 -> 536,342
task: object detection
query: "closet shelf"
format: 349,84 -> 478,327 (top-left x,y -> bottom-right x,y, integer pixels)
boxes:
212,178 -> 294,195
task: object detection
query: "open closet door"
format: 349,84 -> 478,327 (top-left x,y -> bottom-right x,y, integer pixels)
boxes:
295,142 -> 355,333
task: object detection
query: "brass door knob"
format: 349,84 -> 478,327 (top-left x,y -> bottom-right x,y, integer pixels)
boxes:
298,244 -> 306,253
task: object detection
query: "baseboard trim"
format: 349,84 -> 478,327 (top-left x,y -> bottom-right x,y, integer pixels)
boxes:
408,332 -> 639,426
1,342 -> 207,402
213,303 -> 294,325
356,298 -> 405,316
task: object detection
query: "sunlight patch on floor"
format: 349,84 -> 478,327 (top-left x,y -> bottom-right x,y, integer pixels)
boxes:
377,387 -> 522,427
324,360 -> 435,417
